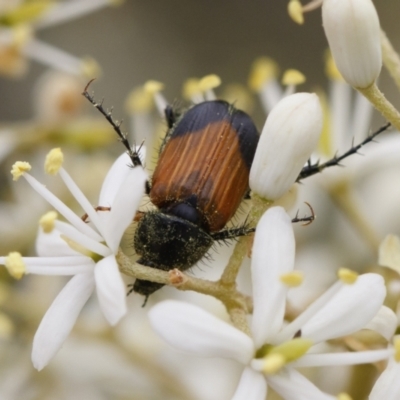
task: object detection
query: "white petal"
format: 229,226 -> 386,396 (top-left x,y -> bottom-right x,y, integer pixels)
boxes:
32,273 -> 94,370
364,306 -> 398,341
94,255 -> 127,325
98,152 -> 132,206
59,168 -> 108,240
250,92 -> 322,200
103,166 -> 147,253
369,358 -> 400,400
232,367 -> 267,400
149,300 -> 255,364
322,0 -> 381,88
36,226 -> 80,257
251,207 -> 295,347
301,273 -> 386,343
267,368 -> 336,400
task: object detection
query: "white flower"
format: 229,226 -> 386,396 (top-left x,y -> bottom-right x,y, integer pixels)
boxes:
369,337 -> 400,400
0,149 -> 147,370
249,93 -> 323,200
149,207 -> 394,399
322,0 -> 382,88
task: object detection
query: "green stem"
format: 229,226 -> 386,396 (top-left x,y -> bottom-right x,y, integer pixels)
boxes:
356,82 -> 400,131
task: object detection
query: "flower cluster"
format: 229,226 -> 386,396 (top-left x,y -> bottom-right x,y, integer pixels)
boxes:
2,0 -> 400,399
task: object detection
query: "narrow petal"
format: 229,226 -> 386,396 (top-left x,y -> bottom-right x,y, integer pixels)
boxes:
149,300 -> 255,364
369,358 -> 400,400
364,306 -> 398,341
251,207 -> 295,347
94,255 -> 127,325
98,153 -> 132,206
232,367 -> 267,400
103,167 -> 147,253
267,368 -> 336,400
301,273 -> 386,343
36,226 -> 80,257
32,273 -> 94,370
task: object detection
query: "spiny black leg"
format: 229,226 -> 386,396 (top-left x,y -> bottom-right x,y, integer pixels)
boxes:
297,122 -> 391,182
82,79 -> 143,168
291,202 -> 315,226
212,203 -> 315,241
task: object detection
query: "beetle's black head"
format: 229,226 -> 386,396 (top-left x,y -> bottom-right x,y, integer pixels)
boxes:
134,211 -> 214,273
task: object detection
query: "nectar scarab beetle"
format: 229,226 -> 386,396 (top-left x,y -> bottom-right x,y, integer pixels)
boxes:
83,83 -> 259,304
133,100 -> 260,298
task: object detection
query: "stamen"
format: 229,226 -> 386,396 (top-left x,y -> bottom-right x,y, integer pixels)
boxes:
144,80 -> 167,116
268,338 -> 313,363
325,51 -> 343,81
338,268 -> 358,284
0,313 -> 14,339
44,148 -> 64,175
80,57 -> 101,78
262,353 -> 286,374
39,211 -> 58,233
11,161 -> 31,181
248,57 -> 279,92
282,69 -> 306,86
199,74 -> 221,92
394,336 -> 400,362
287,1 -> 304,25
5,252 -> 26,279
302,0 -> 323,12
280,271 -> 304,287
182,78 -> 203,103
337,393 -> 353,400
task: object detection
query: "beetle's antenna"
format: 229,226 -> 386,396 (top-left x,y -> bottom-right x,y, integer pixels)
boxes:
82,79 -> 143,168
297,122 -> 391,181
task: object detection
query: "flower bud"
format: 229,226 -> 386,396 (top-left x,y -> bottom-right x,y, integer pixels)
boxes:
322,0 -> 381,89
250,93 -> 322,200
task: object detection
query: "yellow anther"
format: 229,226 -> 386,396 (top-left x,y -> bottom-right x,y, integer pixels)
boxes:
394,336 -> 400,362
81,57 -> 101,78
39,211 -> 58,233
338,268 -> 359,284
316,90 -> 333,157
280,271 -> 304,287
269,338 -> 313,363
125,87 -> 153,113
199,74 -> 221,92
262,353 -> 286,374
5,252 -> 26,279
182,78 -> 201,100
325,50 -> 344,81
11,161 -> 31,181
144,80 -> 165,94
337,393 -> 353,400
248,57 -> 279,92
288,0 -> 304,25
282,69 -> 306,86
2,1 -> 52,25
44,148 -> 64,175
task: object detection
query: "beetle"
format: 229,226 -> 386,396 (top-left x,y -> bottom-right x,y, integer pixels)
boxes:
83,83 -> 259,304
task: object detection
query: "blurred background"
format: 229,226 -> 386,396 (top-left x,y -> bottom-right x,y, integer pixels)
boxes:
1,1 -> 400,399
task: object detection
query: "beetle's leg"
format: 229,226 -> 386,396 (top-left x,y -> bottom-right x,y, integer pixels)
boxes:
297,122 -> 390,181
